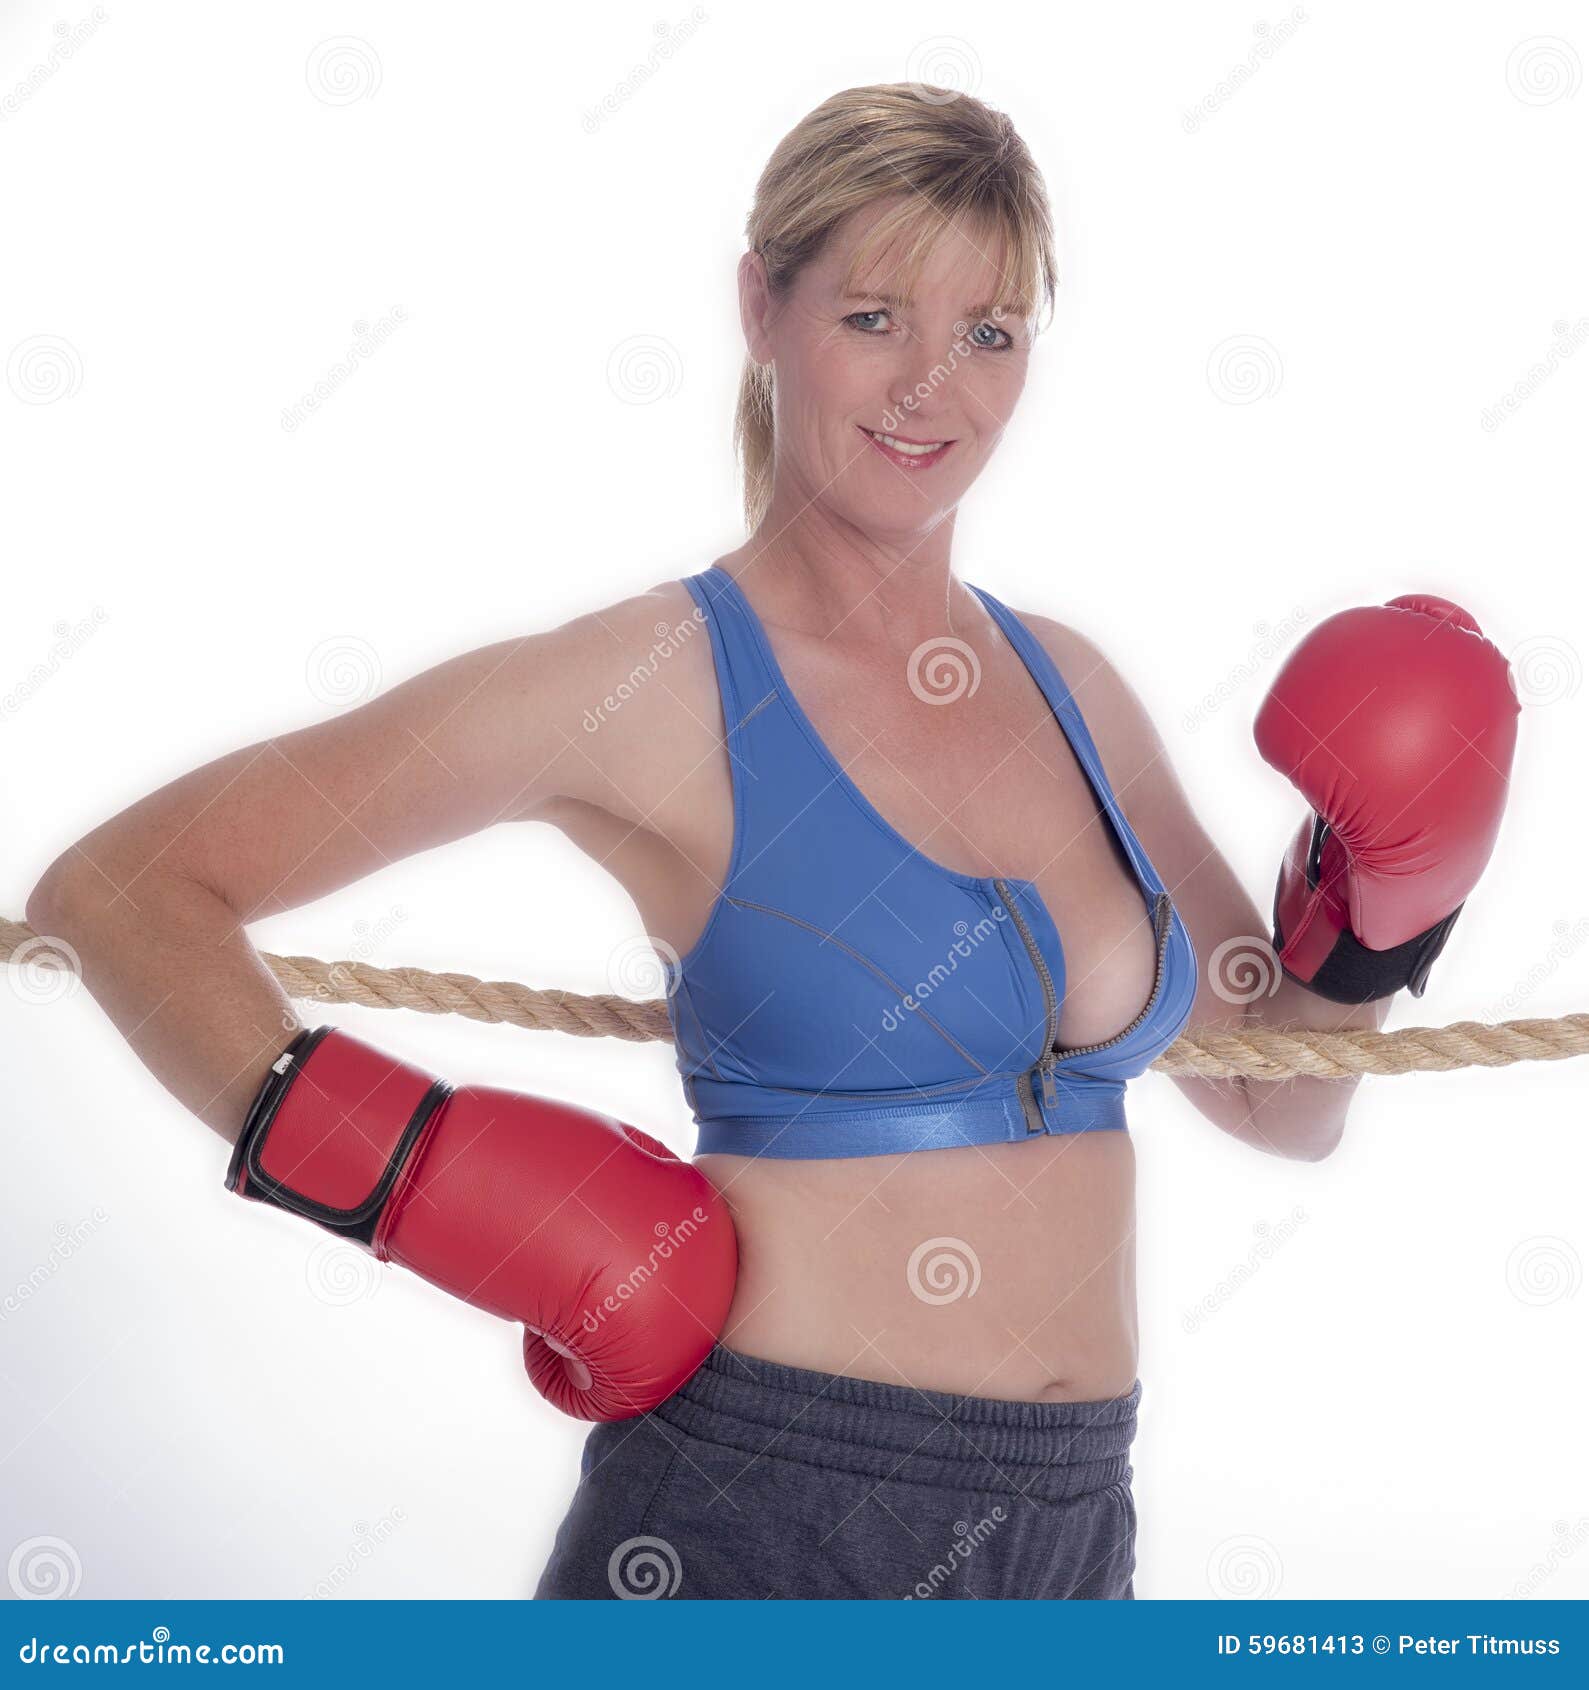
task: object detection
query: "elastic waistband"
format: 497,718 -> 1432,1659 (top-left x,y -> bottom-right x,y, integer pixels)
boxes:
655,1344 -> 1138,1503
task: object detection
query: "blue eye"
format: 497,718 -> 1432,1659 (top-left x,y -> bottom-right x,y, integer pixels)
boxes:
845,310 -> 891,333
970,320 -> 1014,351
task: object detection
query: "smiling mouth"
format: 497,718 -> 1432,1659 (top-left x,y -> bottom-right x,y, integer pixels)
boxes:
859,426 -> 956,468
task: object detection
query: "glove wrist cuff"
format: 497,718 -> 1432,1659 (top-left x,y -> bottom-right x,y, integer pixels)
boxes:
224,1025 -> 451,1251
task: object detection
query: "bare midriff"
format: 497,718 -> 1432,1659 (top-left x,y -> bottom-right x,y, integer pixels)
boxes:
695,1126 -> 1137,1403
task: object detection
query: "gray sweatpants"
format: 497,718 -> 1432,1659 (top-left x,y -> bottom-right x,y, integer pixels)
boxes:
535,1343 -> 1139,1600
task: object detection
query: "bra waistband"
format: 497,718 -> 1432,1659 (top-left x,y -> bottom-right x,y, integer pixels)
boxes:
691,1074 -> 1128,1158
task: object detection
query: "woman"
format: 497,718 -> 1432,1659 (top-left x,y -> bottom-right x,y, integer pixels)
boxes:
26,85 -> 1512,1600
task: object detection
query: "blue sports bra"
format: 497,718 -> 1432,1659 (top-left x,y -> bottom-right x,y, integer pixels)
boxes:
665,565 -> 1199,1159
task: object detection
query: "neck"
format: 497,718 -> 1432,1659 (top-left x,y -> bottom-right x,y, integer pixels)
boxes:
726,489 -> 966,649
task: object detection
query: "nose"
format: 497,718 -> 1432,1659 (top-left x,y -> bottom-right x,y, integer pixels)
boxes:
885,327 -> 964,429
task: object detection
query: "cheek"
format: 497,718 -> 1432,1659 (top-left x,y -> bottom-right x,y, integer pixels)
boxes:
964,357 -> 1028,435
779,339 -> 877,435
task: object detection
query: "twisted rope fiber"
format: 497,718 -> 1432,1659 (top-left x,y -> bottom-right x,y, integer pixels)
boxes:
4,916 -> 1586,1081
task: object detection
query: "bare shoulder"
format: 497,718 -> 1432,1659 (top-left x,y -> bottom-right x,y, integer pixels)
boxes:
1011,608 -> 1165,792
525,574 -> 718,824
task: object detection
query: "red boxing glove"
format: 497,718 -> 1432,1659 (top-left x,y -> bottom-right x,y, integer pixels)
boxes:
226,1026 -> 737,1420
1254,594 -> 1519,1003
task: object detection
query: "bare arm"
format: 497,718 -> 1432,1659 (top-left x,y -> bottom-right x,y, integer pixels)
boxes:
24,588 -> 681,1145
1035,618 -> 1389,1163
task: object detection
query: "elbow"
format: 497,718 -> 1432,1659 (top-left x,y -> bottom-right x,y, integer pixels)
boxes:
1285,1126 -> 1344,1163
25,855 -> 87,935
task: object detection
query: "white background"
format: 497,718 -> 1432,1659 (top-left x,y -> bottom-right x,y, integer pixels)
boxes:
3,0 -> 1586,1601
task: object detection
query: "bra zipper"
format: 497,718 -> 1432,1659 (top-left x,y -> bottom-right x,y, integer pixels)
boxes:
999,886 -> 1175,1132
992,877 -> 1061,1126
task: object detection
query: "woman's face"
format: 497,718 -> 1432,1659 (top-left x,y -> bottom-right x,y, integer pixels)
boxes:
742,196 -> 1034,542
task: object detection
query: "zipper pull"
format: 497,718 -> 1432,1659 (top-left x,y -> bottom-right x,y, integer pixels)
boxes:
1039,1057 -> 1058,1110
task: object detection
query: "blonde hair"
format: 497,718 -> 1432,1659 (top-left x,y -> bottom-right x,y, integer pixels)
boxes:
735,83 -> 1058,532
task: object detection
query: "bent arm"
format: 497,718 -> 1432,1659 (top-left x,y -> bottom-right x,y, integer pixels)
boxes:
25,594 -> 668,1143
1034,618 -> 1385,1162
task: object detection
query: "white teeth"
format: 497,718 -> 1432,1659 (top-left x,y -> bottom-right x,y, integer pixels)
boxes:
866,429 -> 947,457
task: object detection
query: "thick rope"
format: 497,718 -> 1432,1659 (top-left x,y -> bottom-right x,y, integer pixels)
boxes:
4,916 -> 1587,1081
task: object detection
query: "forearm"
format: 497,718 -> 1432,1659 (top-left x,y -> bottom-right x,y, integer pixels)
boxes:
25,864 -> 299,1145
1225,973 -> 1391,1161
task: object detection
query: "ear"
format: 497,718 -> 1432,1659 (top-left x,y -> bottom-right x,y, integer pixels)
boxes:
737,249 -> 775,366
